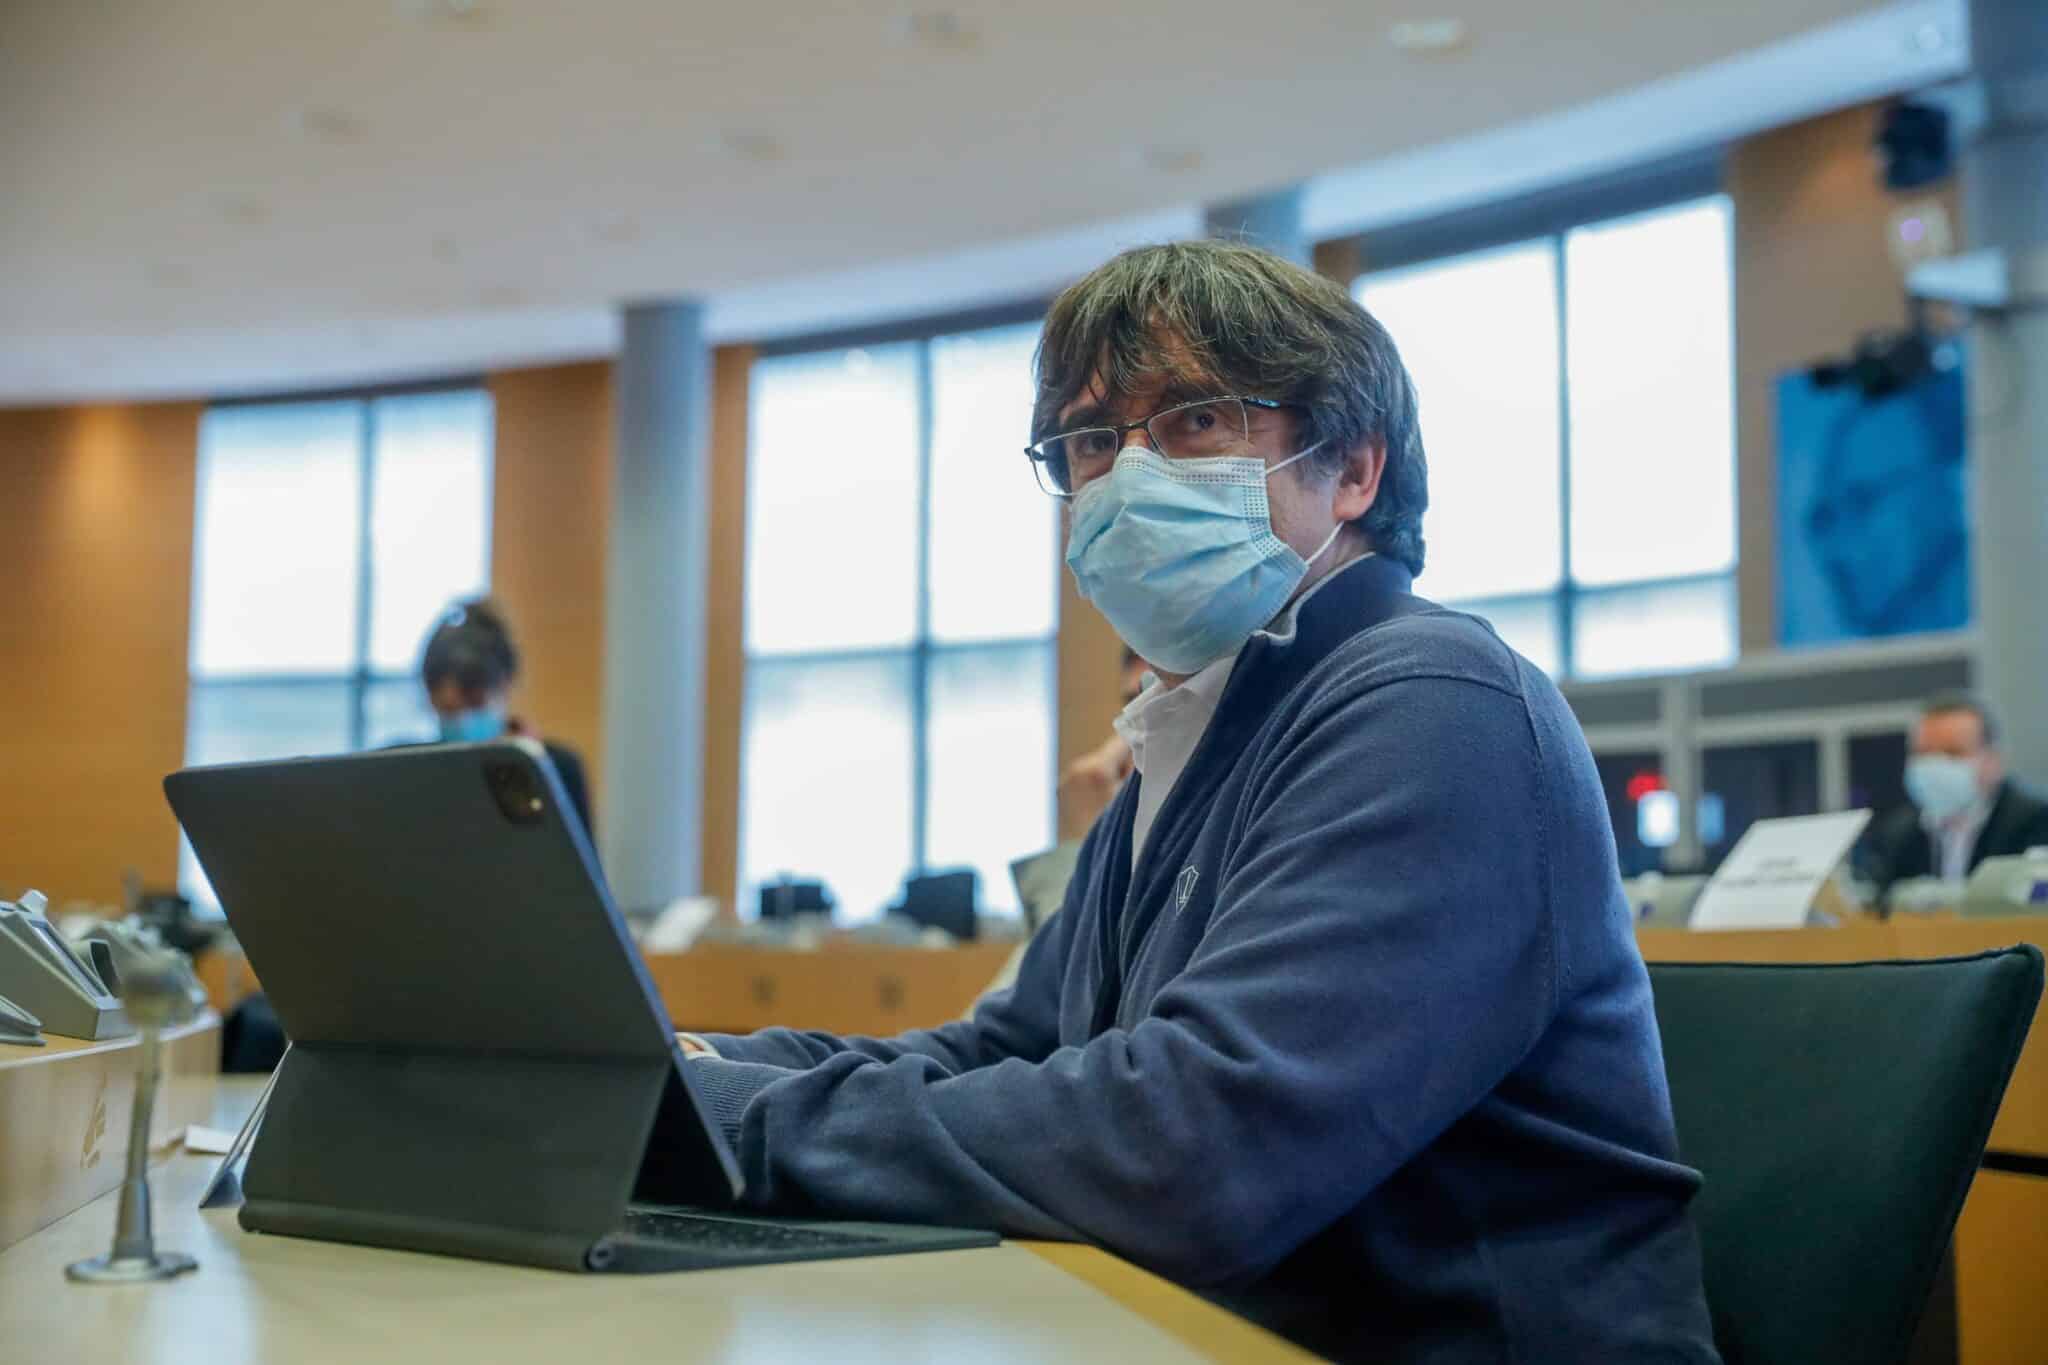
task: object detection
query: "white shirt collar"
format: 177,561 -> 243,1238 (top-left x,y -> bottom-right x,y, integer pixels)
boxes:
1922,792 -> 1994,882
1114,650 -> 1234,776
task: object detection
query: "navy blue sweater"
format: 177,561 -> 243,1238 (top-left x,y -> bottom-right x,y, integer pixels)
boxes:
691,556 -> 1718,1363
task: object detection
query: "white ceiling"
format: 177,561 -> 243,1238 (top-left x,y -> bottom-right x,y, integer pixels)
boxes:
0,0 -> 1965,405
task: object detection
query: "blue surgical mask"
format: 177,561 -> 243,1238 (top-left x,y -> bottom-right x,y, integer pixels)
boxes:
439,707 -> 507,744
1064,444 -> 1343,675
1905,754 -> 1980,822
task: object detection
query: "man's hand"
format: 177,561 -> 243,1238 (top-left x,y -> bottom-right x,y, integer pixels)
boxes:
675,1032 -> 718,1059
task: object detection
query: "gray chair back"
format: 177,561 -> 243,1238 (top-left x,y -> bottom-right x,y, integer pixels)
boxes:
1649,947 -> 2042,1365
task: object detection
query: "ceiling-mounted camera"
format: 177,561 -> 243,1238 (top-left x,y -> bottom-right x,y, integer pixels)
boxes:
1808,329 -> 1958,398
1875,100 -> 1952,191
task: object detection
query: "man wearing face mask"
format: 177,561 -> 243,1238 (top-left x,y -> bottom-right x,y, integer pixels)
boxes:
1862,693 -> 2048,905
678,242 -> 1716,1363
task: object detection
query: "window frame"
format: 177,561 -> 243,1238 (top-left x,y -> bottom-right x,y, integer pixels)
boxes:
188,377 -> 493,751
1346,153 -> 1736,680
742,305 -> 1062,915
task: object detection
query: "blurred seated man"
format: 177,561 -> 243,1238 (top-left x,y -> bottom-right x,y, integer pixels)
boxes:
1054,647 -> 1148,837
980,649 -> 1149,998
1863,692 -> 2048,904
674,241 -> 1715,1363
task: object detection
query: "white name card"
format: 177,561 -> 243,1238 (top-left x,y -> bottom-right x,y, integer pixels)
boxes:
1690,810 -> 1873,931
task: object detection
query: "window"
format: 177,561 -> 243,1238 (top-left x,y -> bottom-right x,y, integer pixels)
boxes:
1700,740 -> 1821,870
181,388 -> 494,903
1356,196 -> 1735,678
740,322 -> 1058,921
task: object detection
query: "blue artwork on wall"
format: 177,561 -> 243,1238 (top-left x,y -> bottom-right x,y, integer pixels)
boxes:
1776,359 -> 1968,647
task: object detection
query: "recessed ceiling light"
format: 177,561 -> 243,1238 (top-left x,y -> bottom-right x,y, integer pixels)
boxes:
899,11 -> 981,52
718,129 -> 785,163
1388,18 -> 1468,54
289,105 -> 362,142
1908,21 -> 1949,54
1139,144 -> 1204,174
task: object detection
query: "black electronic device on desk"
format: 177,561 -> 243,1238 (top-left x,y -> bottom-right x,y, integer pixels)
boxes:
757,877 -> 833,921
897,870 -> 979,941
165,738 -> 997,1274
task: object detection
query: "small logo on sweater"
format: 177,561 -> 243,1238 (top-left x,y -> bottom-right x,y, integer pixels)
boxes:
1174,865 -> 1200,913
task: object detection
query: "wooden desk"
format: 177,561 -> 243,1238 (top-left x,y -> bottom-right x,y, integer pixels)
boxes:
198,942 -> 1022,1039
0,1077 -> 1313,1365
0,1015 -> 220,1252
644,942 -> 1019,1036
1636,917 -> 2048,1365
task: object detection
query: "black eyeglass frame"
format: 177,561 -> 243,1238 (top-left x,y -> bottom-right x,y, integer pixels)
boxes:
1022,395 -> 1298,498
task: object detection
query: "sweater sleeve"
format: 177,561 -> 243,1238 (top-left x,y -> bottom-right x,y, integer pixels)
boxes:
690,675 -> 1561,1287
693,852 -> 1090,1072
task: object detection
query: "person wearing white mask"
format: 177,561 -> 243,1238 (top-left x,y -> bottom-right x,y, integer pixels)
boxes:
1863,693 -> 2048,903
676,241 -> 1716,1363
415,598 -> 595,839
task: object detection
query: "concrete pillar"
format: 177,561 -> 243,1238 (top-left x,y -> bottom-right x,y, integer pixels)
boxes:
1960,0 -> 2048,777
601,300 -> 710,910
1204,186 -> 1310,266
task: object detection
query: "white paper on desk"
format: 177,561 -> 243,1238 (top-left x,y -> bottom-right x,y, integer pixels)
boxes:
183,1124 -> 237,1155
1690,810 -> 1872,931
642,896 -> 719,953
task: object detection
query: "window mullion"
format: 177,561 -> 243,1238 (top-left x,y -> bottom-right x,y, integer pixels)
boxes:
909,341 -> 936,876
349,399 -> 376,750
1553,232 -> 1576,680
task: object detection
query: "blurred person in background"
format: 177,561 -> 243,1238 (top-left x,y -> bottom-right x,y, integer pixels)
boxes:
419,599 -> 595,840
1863,692 -> 2048,903
1055,646 -> 1149,836
978,648 -> 1152,994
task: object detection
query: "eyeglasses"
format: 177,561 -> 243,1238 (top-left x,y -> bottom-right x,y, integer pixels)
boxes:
1023,395 -> 1294,498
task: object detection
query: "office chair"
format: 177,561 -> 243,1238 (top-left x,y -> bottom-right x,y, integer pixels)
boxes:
1649,948 -> 2043,1365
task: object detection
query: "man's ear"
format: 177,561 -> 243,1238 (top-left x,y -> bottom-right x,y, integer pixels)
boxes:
1332,438 -> 1386,524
